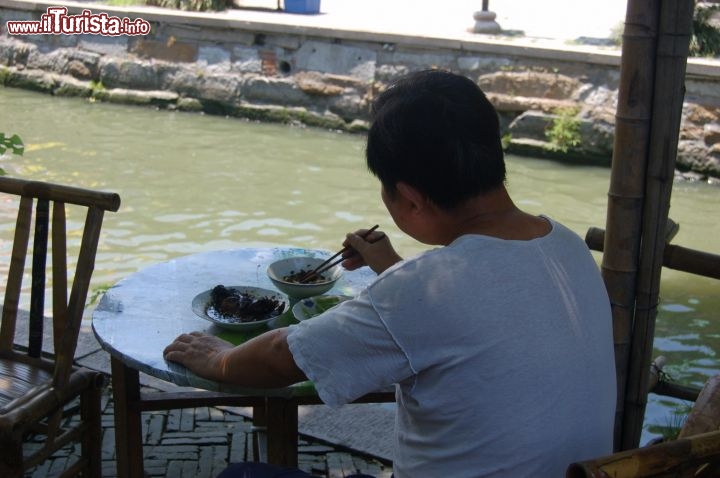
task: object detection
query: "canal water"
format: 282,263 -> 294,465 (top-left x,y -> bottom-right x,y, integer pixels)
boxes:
1,86 -> 718,444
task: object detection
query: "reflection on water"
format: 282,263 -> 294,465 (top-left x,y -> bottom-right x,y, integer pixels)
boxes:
1,86 -> 718,443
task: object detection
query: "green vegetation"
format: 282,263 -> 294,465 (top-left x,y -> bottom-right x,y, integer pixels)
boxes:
0,66 -> 10,85
651,403 -> 691,442
545,107 -> 581,153
88,284 -> 112,306
501,132 -> 512,150
605,3 -> 720,55
89,80 -> 105,93
0,133 -> 24,176
691,3 -> 720,57
609,21 -> 624,47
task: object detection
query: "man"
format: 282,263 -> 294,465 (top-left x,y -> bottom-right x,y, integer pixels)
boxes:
164,69 -> 616,477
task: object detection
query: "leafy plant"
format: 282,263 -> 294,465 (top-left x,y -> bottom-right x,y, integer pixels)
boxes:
0,133 -> 25,176
545,107 -> 582,153
690,3 -> 720,57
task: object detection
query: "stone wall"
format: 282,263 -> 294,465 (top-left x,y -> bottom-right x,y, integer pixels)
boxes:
1,0 -> 719,179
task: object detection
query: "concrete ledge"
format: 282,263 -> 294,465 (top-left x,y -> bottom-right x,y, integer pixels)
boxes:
0,0 -> 668,69
3,0 -> 719,77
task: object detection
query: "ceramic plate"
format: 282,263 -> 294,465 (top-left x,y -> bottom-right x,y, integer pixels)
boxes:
191,285 -> 289,332
291,295 -> 352,322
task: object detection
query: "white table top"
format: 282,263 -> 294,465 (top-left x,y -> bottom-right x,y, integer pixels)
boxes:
92,247 -> 376,397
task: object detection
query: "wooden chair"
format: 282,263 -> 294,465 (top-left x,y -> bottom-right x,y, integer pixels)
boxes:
0,177 -> 120,478
566,375 -> 720,478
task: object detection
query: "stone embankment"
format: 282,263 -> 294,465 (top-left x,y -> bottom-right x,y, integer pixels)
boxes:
1,0 -> 719,180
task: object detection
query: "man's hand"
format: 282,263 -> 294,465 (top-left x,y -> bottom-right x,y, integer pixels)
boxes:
342,227 -> 402,274
163,332 -> 233,382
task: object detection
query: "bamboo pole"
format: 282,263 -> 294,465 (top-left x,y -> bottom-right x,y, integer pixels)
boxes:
566,429 -> 720,478
586,227 -> 720,280
602,0 -> 660,450
621,0 -> 694,450
648,356 -> 701,401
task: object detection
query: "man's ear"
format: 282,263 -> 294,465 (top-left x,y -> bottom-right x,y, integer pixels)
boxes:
395,182 -> 427,215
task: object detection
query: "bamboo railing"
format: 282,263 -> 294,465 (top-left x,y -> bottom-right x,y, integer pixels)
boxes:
602,0 -> 661,450
621,0 -> 694,450
586,228 -> 720,281
601,0 -> 694,450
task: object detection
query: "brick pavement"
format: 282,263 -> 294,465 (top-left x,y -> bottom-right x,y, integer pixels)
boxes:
23,381 -> 393,478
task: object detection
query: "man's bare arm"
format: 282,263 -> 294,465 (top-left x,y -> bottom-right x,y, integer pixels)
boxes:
163,329 -> 307,388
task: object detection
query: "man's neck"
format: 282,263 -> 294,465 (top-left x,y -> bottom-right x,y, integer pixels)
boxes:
431,187 -> 551,244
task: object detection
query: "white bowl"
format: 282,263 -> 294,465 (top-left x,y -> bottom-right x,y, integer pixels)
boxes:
292,295 -> 352,322
266,256 -> 343,300
191,285 -> 288,332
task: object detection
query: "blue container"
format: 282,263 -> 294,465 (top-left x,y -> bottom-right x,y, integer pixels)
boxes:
284,0 -> 320,14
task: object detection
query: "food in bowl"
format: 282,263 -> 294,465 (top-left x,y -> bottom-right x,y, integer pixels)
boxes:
208,285 -> 285,323
282,269 -> 330,284
266,257 -> 343,300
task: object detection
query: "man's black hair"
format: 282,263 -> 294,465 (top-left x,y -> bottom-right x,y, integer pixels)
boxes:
366,69 -> 506,210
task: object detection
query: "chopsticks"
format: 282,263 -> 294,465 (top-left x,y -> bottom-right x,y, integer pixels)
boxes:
298,225 -> 381,283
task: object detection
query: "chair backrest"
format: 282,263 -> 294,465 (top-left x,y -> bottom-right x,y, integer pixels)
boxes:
566,429 -> 720,478
0,177 -> 120,388
567,375 -> 720,477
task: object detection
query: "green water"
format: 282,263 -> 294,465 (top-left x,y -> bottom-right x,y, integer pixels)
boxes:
1,86 -> 718,443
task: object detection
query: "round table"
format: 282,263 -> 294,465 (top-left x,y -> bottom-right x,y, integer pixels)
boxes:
92,247 -> 386,476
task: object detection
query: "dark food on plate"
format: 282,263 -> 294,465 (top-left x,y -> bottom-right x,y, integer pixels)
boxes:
282,269 -> 329,284
209,285 -> 285,323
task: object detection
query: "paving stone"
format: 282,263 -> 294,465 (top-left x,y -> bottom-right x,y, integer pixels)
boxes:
28,461 -> 50,478
195,406 -> 211,421
211,445 -> 230,477
209,406 -> 226,421
21,383 -> 393,478
354,456 -> 382,475
102,427 -> 116,460
182,459 -> 198,477
166,460 -> 185,477
327,452 -> 356,478
161,435 -> 229,446
197,446 -> 214,477
166,407 -> 182,432
180,407 -> 196,432
300,444 -> 336,453
229,430 -> 248,463
163,430 -> 229,439
145,413 -> 166,445
101,462 -> 118,478
146,448 -> 198,460
150,444 -> 199,453
48,456 -> 70,476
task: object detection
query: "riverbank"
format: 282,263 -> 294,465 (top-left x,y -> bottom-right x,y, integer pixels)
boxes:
1,0 -> 719,179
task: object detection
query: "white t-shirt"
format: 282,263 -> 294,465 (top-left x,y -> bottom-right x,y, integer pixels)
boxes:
287,218 -> 616,478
